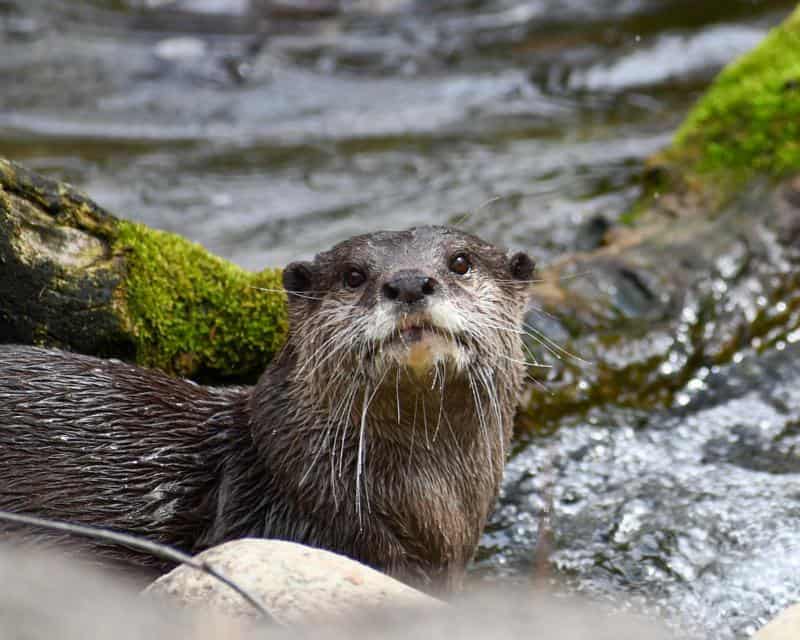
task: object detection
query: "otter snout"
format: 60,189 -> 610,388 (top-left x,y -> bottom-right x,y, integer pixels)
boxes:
382,270 -> 439,305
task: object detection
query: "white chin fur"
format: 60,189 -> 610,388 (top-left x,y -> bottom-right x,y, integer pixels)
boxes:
364,300 -> 467,343
381,334 -> 470,375
363,300 -> 471,375
428,299 -> 470,334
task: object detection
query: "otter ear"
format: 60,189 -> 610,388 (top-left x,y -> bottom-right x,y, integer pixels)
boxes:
509,252 -> 535,281
283,261 -> 315,294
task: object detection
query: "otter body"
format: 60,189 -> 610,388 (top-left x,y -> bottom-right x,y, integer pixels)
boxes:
0,226 -> 533,591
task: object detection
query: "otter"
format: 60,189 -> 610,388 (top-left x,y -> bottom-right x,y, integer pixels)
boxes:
0,225 -> 534,592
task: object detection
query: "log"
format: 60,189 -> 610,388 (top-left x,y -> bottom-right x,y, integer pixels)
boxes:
0,158 -> 287,383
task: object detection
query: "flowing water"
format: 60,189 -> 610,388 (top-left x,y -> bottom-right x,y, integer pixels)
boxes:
2,1 -> 800,638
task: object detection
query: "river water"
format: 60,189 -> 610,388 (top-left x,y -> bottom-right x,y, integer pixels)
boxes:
1,1 -> 799,638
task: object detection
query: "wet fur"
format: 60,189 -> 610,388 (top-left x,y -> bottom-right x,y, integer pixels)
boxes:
0,225 -> 532,591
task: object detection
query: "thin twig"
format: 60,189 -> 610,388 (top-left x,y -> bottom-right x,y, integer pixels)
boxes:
0,509 -> 277,623
531,445 -> 555,589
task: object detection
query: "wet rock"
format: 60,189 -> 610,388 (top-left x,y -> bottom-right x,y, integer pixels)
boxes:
776,174 -> 800,249
702,424 -> 800,475
145,538 -> 441,623
573,214 -> 611,251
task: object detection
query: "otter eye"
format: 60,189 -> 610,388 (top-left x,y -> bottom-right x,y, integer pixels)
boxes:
449,252 -> 471,275
344,268 -> 367,289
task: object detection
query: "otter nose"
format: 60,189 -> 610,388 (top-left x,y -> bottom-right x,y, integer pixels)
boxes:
382,272 -> 438,304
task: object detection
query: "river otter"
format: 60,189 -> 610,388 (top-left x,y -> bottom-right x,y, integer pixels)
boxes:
0,225 -> 534,591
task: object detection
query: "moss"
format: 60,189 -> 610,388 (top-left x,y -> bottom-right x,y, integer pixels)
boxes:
665,6 -> 800,180
114,220 -> 288,381
1,157 -> 289,382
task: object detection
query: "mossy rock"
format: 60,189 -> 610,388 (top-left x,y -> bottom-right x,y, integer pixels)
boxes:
520,8 -> 800,429
644,6 -> 800,209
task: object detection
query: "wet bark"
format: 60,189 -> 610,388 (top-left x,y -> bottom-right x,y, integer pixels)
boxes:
0,158 -> 287,384
0,159 -> 130,357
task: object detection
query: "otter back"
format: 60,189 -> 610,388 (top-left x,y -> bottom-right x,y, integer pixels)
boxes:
0,345 -> 248,571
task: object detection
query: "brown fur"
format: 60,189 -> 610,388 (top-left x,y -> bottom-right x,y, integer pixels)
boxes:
0,225 -> 532,591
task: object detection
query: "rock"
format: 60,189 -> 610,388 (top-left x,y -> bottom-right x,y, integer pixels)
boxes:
754,603 -> 800,640
650,6 -> 800,205
0,542 -> 671,640
144,538 -> 441,624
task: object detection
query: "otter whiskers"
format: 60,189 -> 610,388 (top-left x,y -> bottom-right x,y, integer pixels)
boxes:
355,369 -> 387,527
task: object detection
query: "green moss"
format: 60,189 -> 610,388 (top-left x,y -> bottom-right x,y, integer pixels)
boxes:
669,6 -> 800,178
114,220 -> 288,381
0,157 -> 289,381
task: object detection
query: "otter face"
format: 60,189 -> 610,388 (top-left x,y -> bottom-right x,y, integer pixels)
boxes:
283,225 -> 534,380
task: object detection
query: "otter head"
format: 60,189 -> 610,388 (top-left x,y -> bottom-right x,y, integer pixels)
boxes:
281,226 -> 534,393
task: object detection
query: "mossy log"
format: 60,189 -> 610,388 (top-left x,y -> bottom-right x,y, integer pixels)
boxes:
0,158 -> 287,383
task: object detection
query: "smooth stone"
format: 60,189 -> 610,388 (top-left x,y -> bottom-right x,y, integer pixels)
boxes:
754,603 -> 800,640
144,538 -> 441,624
